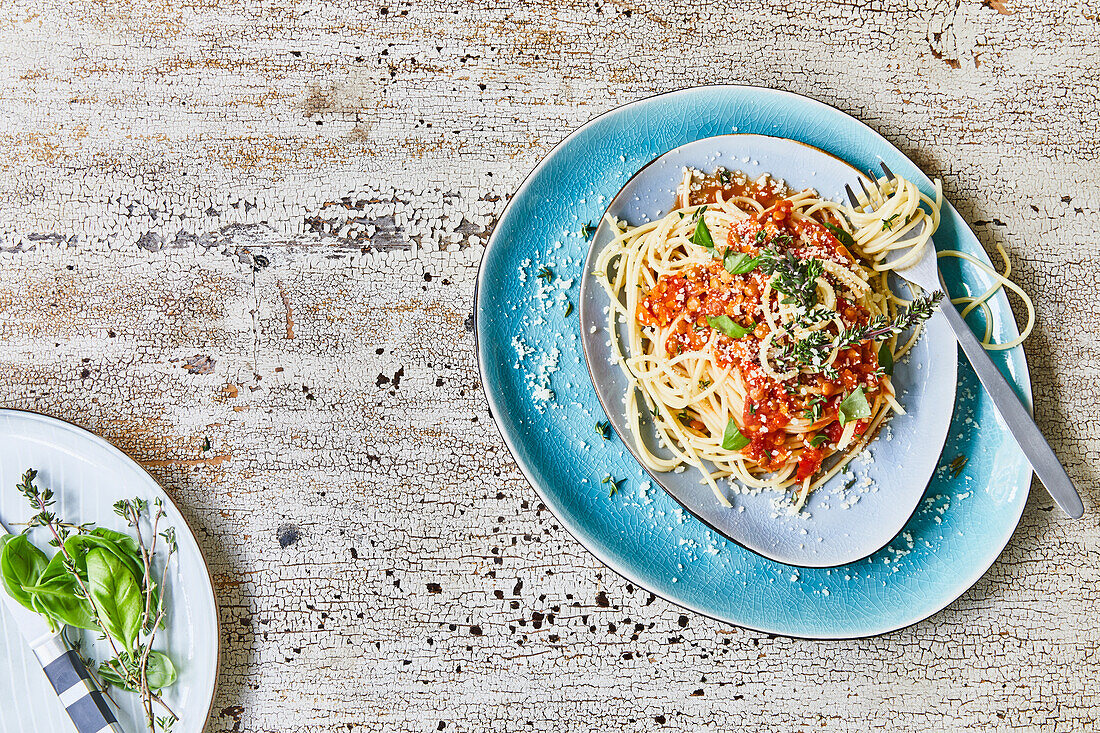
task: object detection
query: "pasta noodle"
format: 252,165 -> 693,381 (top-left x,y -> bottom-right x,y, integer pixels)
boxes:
593,167 -> 1026,511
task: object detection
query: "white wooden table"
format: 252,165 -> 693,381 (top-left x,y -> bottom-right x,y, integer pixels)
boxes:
1,1 -> 1098,730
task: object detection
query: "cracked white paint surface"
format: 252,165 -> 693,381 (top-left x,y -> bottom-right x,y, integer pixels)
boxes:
1,0 -> 1099,731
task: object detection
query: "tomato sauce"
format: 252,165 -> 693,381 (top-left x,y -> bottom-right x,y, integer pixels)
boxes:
639,171 -> 886,476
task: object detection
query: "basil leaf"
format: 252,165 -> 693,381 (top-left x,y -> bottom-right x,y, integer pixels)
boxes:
87,547 -> 143,655
722,420 -> 750,451
0,535 -> 49,613
723,250 -> 759,275
706,315 -> 753,339
30,552 -> 98,630
809,434 -> 829,448
145,650 -> 178,690
89,529 -> 147,589
823,222 -> 857,249
838,387 -> 872,425
692,217 -> 715,251
878,341 -> 894,376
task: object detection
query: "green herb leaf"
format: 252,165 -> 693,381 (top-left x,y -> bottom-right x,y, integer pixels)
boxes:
691,217 -> 715,252
706,315 -> 753,339
822,222 -> 857,249
563,301 -> 574,317
882,213 -> 901,231
949,454 -> 968,479
594,421 -> 612,440
145,650 -> 178,690
0,535 -> 49,613
775,293 -> 943,375
580,222 -> 596,240
723,250 -> 760,275
809,434 -> 829,448
721,420 -> 750,451
98,660 -> 135,692
536,266 -> 553,282
878,341 -> 894,376
87,547 -> 143,655
27,552 -> 98,630
801,394 -> 826,422
838,387 -> 872,425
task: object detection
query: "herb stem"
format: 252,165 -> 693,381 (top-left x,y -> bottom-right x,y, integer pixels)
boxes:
27,483 -> 128,669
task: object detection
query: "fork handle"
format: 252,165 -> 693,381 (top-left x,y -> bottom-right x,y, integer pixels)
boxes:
938,299 -> 1084,518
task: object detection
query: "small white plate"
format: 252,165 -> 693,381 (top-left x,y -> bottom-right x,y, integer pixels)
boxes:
579,134 -> 958,567
0,409 -> 219,733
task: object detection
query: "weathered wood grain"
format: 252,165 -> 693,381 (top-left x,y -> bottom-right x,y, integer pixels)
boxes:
1,0 -> 1098,730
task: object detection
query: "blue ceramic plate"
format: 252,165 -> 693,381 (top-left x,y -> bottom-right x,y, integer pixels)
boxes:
579,134 -> 958,568
475,86 -> 1032,638
0,409 -> 219,732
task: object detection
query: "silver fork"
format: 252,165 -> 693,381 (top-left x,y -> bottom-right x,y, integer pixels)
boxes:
845,163 -> 1083,518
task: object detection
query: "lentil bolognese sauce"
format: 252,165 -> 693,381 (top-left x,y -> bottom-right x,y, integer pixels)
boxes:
594,167 -> 945,510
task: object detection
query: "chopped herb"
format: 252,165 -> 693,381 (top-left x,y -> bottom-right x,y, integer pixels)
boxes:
809,434 -> 829,448
580,223 -> 596,240
691,216 -> 715,252
838,387 -> 871,425
949,454 -> 968,479
823,222 -> 857,249
678,410 -> 693,425
536,266 -> 553,282
698,379 -> 712,389
721,420 -> 751,451
878,341 -> 894,376
749,403 -> 757,414
602,474 -> 625,497
706,315 -> 754,339
718,169 -> 732,184
801,395 -> 826,422
678,211 -> 686,219
563,301 -> 574,317
881,213 -> 901,231
594,421 -> 612,440
201,437 -> 211,452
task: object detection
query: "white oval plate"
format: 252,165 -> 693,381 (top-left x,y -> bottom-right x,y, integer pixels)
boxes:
579,134 -> 958,567
0,409 -> 219,733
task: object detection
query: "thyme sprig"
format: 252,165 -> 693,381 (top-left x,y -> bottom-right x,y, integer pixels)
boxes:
776,292 -> 943,374
735,240 -> 822,313
8,471 -> 179,732
765,251 -> 824,312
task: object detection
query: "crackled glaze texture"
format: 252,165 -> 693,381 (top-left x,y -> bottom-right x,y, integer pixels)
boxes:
481,86 -> 1022,634
1,0 -> 1098,731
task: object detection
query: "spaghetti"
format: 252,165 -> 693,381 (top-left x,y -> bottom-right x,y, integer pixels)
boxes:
594,168 -> 949,510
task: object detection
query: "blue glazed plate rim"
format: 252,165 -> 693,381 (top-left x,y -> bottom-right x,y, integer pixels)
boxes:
474,84 -> 1033,639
